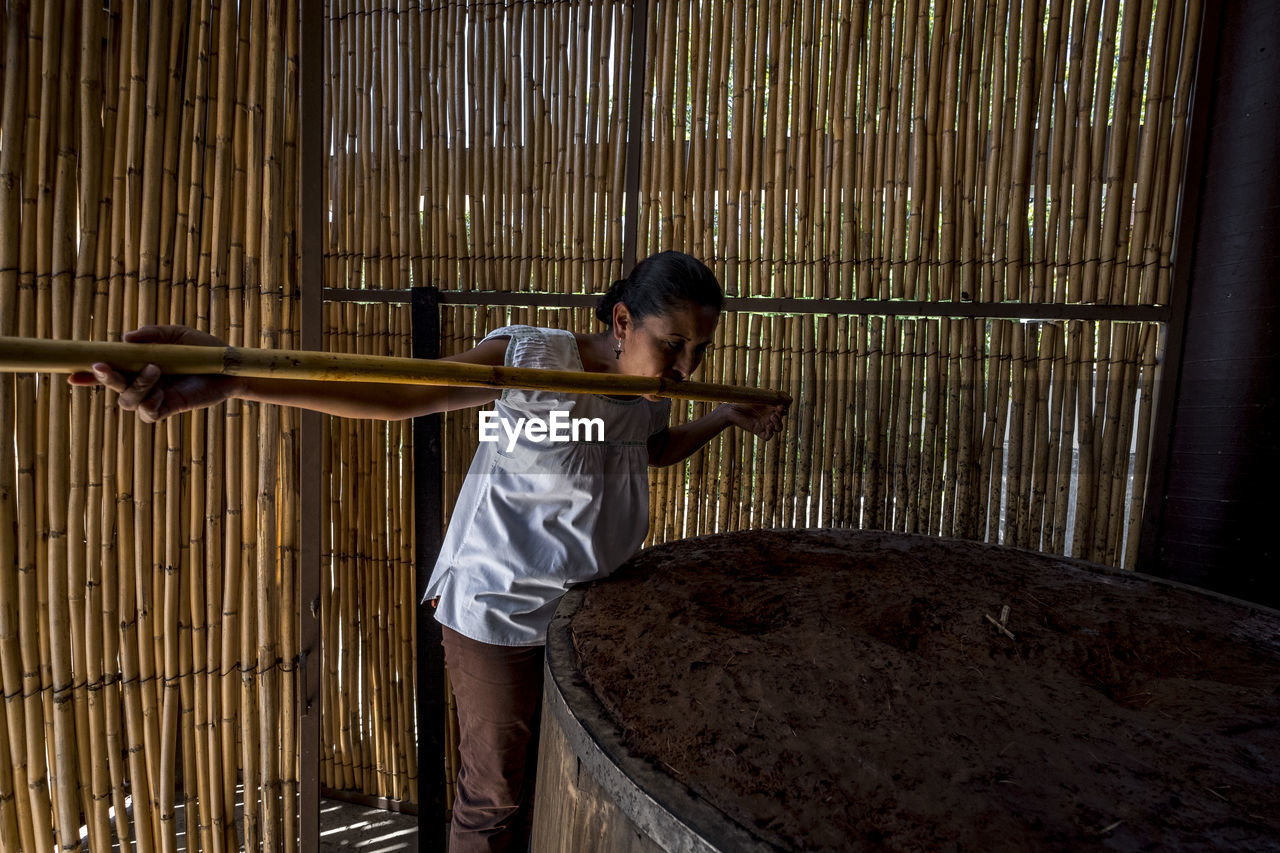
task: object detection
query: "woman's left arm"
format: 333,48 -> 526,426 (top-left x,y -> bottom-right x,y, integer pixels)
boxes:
648,402 -> 787,467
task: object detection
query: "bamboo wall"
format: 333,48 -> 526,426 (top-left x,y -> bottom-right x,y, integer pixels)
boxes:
622,0 -> 1199,560
637,0 -> 1200,306
1,1 -> 304,850
317,302 -> 417,804
415,0 -> 1198,558
1,0 -> 1203,849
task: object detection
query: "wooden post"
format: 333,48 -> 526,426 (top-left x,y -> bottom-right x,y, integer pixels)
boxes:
622,0 -> 650,275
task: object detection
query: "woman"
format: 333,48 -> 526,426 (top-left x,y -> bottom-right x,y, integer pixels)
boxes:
74,250 -> 786,852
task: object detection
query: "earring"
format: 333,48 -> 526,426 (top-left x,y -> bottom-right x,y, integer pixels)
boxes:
614,337 -> 623,360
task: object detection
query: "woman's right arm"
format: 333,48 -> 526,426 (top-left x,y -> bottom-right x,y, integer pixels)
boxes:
68,324 -> 508,422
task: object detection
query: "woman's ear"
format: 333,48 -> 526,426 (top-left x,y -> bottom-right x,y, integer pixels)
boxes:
612,302 -> 634,340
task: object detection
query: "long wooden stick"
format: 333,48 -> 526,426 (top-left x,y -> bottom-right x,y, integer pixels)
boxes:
0,335 -> 793,406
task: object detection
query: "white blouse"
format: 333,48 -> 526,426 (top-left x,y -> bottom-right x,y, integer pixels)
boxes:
423,325 -> 672,646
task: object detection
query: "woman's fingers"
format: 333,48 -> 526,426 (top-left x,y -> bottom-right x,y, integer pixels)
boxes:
63,326 -> 234,422
115,364 -> 163,411
725,401 -> 788,440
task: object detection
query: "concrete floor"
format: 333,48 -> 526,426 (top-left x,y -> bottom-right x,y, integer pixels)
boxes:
317,799 -> 417,852
98,789 -> 419,851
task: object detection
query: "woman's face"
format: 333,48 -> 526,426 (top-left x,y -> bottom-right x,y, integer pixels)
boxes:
614,300 -> 720,396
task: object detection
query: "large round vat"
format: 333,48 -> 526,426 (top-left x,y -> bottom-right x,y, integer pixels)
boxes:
531,529 -> 1280,851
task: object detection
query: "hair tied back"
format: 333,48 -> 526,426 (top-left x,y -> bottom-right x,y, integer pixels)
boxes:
595,278 -> 629,325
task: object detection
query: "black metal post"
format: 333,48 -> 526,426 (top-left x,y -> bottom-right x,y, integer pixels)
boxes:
412,286 -> 448,849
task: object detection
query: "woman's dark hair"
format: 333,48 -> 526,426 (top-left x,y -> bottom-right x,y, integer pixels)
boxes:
595,251 -> 723,329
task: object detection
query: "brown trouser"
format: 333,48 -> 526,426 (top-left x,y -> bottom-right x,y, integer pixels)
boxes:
441,625 -> 545,853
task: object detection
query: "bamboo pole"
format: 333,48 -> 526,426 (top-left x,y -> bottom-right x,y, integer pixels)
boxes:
0,336 -> 793,406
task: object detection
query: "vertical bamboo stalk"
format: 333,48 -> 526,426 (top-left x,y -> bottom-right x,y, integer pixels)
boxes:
1030,323 -> 1057,550
1123,326 -> 1159,569
874,312 -> 895,528
0,0 -> 41,847
140,12 -> 184,842
747,0 -> 769,297
1042,322 -> 1069,554
1155,0 -> 1201,306
1066,0 -> 1106,303
42,0 -> 84,845
904,316 -> 924,533
1124,0 -> 1175,305
716,314 -> 740,531
976,0 -> 1011,302
0,684 -> 21,848
1072,321 -> 1097,558
1016,324 -> 1040,548
1030,0 -> 1066,303
864,316 -> 884,528
747,314 -> 768,527
1105,327 -> 1140,566
1079,0 -> 1123,305
1006,324 -> 1029,544
818,315 -> 840,527
1096,0 -> 1144,305
940,319 -> 962,537
956,318 -> 978,539
892,319 -> 915,531
1093,323 -> 1129,563
1003,0 -> 1041,303
68,7 -> 110,852
977,318 -> 1008,537
919,319 -> 940,534
762,316 -> 784,526
796,315 -> 818,526
184,9 -> 229,818
1054,321 -> 1083,553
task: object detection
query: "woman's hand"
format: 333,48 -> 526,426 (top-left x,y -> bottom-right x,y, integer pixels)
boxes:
723,401 -> 787,441
67,325 -> 243,423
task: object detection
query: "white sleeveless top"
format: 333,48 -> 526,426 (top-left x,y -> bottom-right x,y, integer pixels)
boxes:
423,325 -> 672,646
